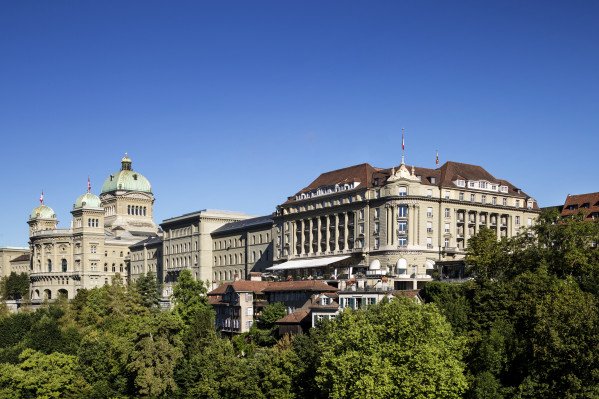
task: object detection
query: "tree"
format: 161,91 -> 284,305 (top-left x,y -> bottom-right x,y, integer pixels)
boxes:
0,272 -> 29,300
0,349 -> 90,398
314,298 -> 468,399
172,269 -> 209,328
135,272 -> 160,309
249,302 -> 287,346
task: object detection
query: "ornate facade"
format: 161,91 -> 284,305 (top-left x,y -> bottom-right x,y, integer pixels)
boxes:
271,159 -> 540,289
28,155 -> 159,300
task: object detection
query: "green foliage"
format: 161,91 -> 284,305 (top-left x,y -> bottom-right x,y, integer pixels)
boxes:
172,269 -> 209,327
0,272 -> 29,300
248,302 -> 286,346
314,299 -> 468,399
135,272 -> 160,309
0,349 -> 90,398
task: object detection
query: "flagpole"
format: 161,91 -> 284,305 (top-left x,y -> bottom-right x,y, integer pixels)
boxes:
401,128 -> 405,164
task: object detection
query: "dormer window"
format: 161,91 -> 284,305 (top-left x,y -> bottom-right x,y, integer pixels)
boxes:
133,174 -> 138,180
430,177 -> 436,184
456,180 -> 465,187
399,186 -> 407,196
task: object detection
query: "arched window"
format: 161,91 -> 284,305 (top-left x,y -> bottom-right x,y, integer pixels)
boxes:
61,259 -> 67,272
143,207 -> 146,216
127,205 -> 130,215
48,259 -> 52,272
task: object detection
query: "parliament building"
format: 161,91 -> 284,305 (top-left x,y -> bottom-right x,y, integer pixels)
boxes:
27,155 -> 159,300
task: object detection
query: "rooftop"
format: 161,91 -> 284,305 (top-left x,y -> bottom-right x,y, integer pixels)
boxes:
560,192 -> 599,219
211,215 -> 274,236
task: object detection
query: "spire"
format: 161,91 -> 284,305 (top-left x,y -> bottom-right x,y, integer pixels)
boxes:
39,191 -> 44,205
436,150 -> 439,166
87,176 -> 91,193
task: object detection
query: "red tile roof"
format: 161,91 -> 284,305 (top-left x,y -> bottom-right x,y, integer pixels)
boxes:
276,309 -> 310,324
284,163 -> 381,204
560,192 -> 599,220
284,160 -> 537,207
262,280 -> 339,293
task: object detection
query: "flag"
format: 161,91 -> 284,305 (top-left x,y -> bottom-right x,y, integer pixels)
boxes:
39,191 -> 44,204
87,176 -> 91,193
436,150 -> 439,165
402,128 -> 405,151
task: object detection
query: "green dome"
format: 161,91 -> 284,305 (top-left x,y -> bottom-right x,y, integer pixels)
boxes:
101,155 -> 152,194
30,205 -> 56,219
74,192 -> 102,209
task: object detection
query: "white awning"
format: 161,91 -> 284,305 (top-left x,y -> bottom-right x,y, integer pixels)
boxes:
267,255 -> 352,271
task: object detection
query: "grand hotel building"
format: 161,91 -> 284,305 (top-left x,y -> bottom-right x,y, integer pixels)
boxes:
270,159 -> 539,289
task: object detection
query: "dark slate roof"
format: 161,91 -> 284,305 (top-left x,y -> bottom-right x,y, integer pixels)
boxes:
10,253 -> 30,262
129,235 -> 162,249
211,215 -> 274,236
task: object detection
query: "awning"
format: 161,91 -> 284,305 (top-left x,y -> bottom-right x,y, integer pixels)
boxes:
266,255 -> 352,271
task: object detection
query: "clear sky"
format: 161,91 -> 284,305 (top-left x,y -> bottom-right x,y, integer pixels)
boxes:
1,1 -> 598,247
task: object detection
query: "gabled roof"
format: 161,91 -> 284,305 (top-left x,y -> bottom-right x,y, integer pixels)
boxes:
276,309 -> 310,324
561,192 -> 599,219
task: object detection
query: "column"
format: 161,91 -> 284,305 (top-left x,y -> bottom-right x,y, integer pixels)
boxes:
308,218 -> 313,254
325,216 -> 331,252
496,214 -> 501,240
317,217 -> 322,253
343,212 -> 349,251
415,204 -> 421,246
291,221 -> 296,255
334,213 -> 339,252
299,219 -> 305,254
391,205 -> 397,246
390,206 -> 391,245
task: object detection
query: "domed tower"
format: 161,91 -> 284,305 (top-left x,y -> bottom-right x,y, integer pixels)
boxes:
71,184 -> 105,279
28,193 -> 58,235
100,154 -> 157,235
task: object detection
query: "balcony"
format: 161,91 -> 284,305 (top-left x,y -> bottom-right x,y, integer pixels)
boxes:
443,246 -> 458,254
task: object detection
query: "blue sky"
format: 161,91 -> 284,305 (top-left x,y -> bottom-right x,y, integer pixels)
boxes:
1,1 -> 598,246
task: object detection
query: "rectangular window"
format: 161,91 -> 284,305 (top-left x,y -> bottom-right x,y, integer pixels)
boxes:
399,237 -> 407,247
427,207 -> 433,218
399,186 -> 407,196
246,307 -> 253,316
527,218 -> 532,226
427,237 -> 433,249
515,216 -> 520,225
516,200 -> 520,208
374,237 -> 380,249
481,195 -> 486,204
374,222 -> 380,234
445,191 -> 450,199
398,221 -> 407,233
359,223 -> 365,234
459,192 -> 464,201
374,208 -> 380,219
444,208 -> 450,218
470,194 -> 475,202
492,197 -> 497,205
444,223 -> 450,233
426,189 -> 433,197
359,209 -> 364,220
427,221 -> 433,233
398,205 -> 408,217
503,198 -> 508,206
444,238 -> 450,248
